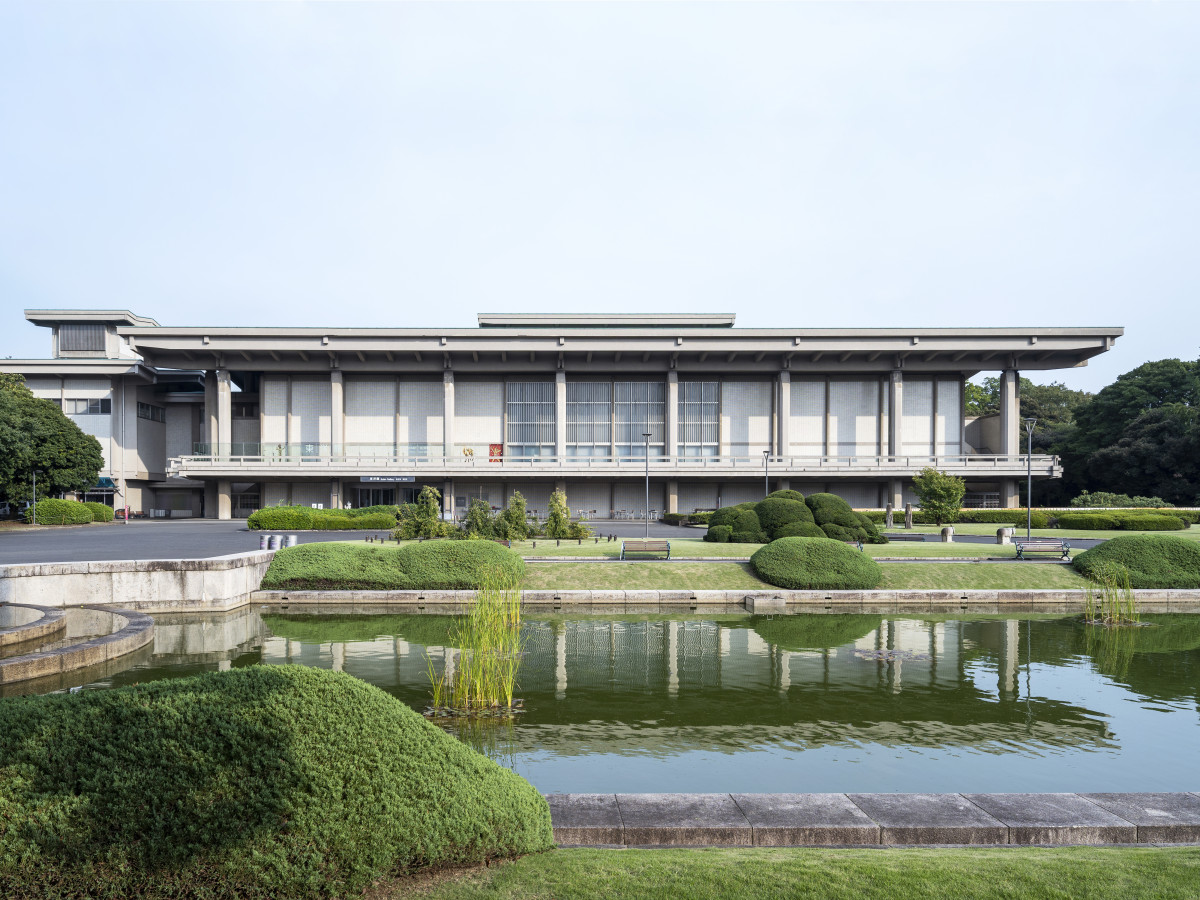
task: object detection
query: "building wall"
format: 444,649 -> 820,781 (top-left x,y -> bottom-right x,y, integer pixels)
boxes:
397,380 -> 443,452
134,386 -> 166,479
457,382 -> 504,451
345,379 -> 395,450
721,381 -> 772,456
789,379 -> 826,456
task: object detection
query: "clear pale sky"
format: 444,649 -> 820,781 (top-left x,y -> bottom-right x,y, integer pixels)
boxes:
1,3 -> 1196,392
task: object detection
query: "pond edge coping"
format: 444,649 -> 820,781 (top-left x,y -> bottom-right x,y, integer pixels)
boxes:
0,603 -> 66,649
0,606 -> 155,685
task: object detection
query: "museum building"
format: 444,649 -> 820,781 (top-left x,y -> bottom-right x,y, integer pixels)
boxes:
2,310 -> 1123,520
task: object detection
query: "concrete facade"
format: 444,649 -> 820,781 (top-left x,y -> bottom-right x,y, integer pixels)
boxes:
3,310 -> 1123,519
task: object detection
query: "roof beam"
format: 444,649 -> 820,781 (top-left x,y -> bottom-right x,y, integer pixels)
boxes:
838,351 -> 852,363
356,351 -> 367,363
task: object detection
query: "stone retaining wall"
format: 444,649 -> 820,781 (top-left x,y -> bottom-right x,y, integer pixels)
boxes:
0,603 -> 66,650
0,606 -> 154,685
0,551 -> 275,613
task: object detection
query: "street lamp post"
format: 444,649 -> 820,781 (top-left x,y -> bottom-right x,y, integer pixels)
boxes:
643,432 -> 652,539
763,450 -> 769,497
1024,418 -> 1037,538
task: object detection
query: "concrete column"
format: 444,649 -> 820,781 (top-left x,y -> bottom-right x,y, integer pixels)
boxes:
443,479 -> 454,520
777,371 -> 791,456
666,371 -> 679,460
216,369 -> 232,453
217,478 -> 231,520
330,479 -> 341,510
204,370 -> 218,447
442,370 -> 455,457
555,370 -> 567,460
1000,478 -> 1019,508
888,369 -> 903,457
999,368 -> 1019,457
889,478 -> 904,509
330,369 -> 344,457
667,479 -> 678,515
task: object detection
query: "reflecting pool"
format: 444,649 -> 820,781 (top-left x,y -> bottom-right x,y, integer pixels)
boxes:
47,610 -> 1200,793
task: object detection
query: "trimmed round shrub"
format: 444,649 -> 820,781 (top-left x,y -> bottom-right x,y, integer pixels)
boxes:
774,521 -> 826,539
765,489 -> 805,503
25,498 -> 94,525
819,523 -> 856,542
753,614 -> 883,651
1073,534 -> 1200,589
1118,514 -> 1186,531
731,529 -> 769,544
754,498 -> 815,536
1056,512 -> 1122,530
82,501 -> 115,522
704,524 -> 733,543
708,502 -> 756,530
396,540 -> 526,589
730,508 -> 763,535
0,666 -> 553,899
750,536 -> 883,590
247,506 -> 315,530
804,492 -> 854,526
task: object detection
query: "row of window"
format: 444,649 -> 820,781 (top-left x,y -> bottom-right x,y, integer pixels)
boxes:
63,398 -> 111,415
137,402 -> 166,422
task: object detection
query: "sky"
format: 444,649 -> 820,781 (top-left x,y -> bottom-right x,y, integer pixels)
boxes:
1,2 -> 1196,392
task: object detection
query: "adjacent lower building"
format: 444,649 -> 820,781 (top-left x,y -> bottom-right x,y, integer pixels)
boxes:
2,310 -> 1123,519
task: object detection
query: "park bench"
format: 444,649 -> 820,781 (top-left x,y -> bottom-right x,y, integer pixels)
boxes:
1014,538 -> 1071,560
621,540 -> 671,560
492,539 -> 512,548
843,539 -> 864,552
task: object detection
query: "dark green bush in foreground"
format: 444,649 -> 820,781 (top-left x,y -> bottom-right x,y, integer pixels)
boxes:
24,497 -> 94,525
1073,535 -> 1200,589
82,501 -> 115,522
0,666 -> 553,900
750,537 -> 883,590
261,540 -> 526,590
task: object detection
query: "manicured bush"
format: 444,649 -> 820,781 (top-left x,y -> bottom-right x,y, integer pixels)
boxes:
750,537 -> 883,590
661,513 -> 687,526
1070,491 -> 1172,508
958,509 -> 1054,529
1073,534 -> 1200,589
708,502 -> 756,530
1056,512 -> 1123,531
753,614 -> 883,651
247,506 -> 315,530
82,501 -> 115,522
754,498 -> 815,536
0,666 -> 553,899
730,508 -> 763,535
260,540 -> 526,591
805,492 -> 852,526
24,498 -> 94,525
704,525 -> 733,543
687,511 -> 712,525
1118,514 -> 1186,531
248,507 -> 400,531
765,489 -> 805,503
774,521 -> 826,539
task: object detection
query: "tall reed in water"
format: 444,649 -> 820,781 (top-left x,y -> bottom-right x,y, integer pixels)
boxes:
1083,562 -> 1138,627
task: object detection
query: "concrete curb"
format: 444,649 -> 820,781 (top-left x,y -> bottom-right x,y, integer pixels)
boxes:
546,792 -> 1200,847
0,603 -> 66,650
0,606 -> 155,685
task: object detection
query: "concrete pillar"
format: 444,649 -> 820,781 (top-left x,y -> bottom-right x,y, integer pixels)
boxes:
330,369 -> 344,457
217,478 -> 231,520
889,478 -> 904,509
204,370 -> 218,447
999,368 -> 1019,457
555,370 -> 567,460
216,369 -> 232,454
442,370 -> 455,457
330,479 -> 341,510
667,479 -> 678,515
666,371 -> 679,460
443,479 -> 454,520
1000,478 -> 1019,508
888,369 -> 903,457
777,371 -> 791,456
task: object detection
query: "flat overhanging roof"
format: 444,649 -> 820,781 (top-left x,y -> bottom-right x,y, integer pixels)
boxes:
25,309 -> 160,328
478,313 -> 737,328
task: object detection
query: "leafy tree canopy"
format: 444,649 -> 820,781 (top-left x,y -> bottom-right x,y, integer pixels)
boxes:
1073,358 -> 1200,452
911,466 -> 966,527
1087,404 -> 1200,506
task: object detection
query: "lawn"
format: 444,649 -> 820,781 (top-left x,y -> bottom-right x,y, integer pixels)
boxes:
521,560 -> 1091,591
376,846 -> 1200,900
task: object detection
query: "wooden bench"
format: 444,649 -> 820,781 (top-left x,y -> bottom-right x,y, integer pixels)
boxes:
843,539 -> 864,552
1014,538 -> 1071,560
492,539 -> 512,548
621,540 -> 671,560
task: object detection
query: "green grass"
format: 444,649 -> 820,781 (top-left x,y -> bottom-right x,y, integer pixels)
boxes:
520,560 -> 1091,591
382,846 -> 1200,900
879,562 -> 1091,590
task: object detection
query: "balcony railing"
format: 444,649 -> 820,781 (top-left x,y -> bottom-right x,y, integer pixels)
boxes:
173,444 -> 1060,476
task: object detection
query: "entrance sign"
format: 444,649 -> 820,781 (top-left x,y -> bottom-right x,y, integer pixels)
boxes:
360,476 -> 415,483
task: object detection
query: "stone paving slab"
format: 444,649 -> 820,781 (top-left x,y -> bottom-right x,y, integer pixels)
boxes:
545,794 -> 623,847
1081,793 -> 1200,844
840,794 -> 1009,846
964,793 -> 1136,845
731,793 -> 880,846
616,793 -> 753,847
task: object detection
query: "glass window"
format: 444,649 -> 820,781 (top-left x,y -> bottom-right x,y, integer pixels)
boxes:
678,381 -> 719,457
567,382 -> 612,459
67,398 -> 112,415
137,402 -> 166,423
614,381 -> 665,458
506,382 -> 555,458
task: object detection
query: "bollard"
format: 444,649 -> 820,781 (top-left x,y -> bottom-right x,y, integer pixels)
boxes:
267,535 -> 281,550
285,535 -> 297,547
259,535 -> 268,550
940,526 -> 954,543
996,527 -> 1014,545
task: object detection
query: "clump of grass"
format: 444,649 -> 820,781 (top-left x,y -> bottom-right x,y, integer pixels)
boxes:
1083,561 -> 1139,627
426,568 -> 525,716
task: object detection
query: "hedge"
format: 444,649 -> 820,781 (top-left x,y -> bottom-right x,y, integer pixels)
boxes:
687,512 -> 712,525
1118,514 -> 1187,531
1057,512 -> 1187,531
660,513 -> 687,526
260,540 -> 526,591
0,666 -> 552,899
1072,535 -> 1200,589
753,614 -> 883,651
82,501 -> 115,522
1055,512 -> 1123,531
750,537 -> 883,590
705,525 -> 733,543
24,498 -> 94,525
248,506 -> 399,531
774,521 -> 826,539
755,498 -> 815,533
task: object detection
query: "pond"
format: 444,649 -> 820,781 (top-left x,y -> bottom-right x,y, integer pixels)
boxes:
46,609 -> 1200,794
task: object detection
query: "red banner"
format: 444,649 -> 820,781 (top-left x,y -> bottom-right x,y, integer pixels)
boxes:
489,443 -> 504,462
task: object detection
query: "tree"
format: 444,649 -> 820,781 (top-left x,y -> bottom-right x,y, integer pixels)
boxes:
1073,358 -> 1200,453
0,375 -> 104,505
544,489 -> 571,539
395,485 -> 452,539
964,379 -> 998,417
463,498 -> 494,537
1086,405 -> 1200,506
911,466 -> 965,526
495,491 -> 530,541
